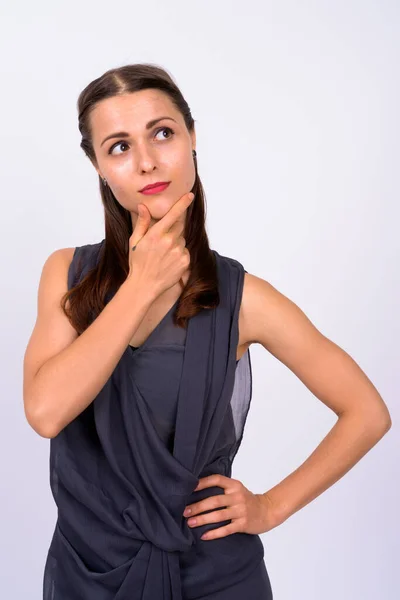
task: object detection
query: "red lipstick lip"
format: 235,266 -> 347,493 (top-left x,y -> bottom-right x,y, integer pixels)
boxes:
139,181 -> 170,192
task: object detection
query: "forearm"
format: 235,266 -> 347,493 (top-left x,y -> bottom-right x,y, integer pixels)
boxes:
29,279 -> 155,438
264,410 -> 391,524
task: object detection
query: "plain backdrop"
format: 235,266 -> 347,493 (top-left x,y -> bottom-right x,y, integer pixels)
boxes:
1,1 -> 399,598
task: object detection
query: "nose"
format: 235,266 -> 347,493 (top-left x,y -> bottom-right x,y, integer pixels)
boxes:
135,142 -> 158,174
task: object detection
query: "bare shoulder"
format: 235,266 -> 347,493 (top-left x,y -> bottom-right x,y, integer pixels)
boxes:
37,247 -> 77,294
55,246 -> 76,264
238,271 -> 323,361
37,247 -> 76,294
39,246 -> 76,274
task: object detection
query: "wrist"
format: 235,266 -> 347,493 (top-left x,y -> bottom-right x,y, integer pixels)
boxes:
261,490 -> 290,528
120,277 -> 157,309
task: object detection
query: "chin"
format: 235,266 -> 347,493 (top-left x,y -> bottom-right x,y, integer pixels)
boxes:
141,195 -> 177,219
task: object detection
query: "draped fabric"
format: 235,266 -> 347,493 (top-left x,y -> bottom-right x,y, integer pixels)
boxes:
43,240 -> 265,599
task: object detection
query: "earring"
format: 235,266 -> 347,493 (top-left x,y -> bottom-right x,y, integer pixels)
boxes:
102,177 -> 107,186
192,149 -> 197,158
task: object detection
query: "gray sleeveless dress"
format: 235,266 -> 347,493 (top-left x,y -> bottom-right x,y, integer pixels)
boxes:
43,240 -> 273,599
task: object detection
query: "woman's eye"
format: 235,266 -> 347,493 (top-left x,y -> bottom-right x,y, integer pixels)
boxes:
108,141 -> 129,155
154,126 -> 175,141
108,126 -> 175,156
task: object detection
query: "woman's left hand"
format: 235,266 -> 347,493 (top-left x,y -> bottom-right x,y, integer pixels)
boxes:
183,474 -> 284,540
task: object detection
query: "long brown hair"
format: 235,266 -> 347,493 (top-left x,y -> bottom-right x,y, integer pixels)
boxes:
61,63 -> 219,335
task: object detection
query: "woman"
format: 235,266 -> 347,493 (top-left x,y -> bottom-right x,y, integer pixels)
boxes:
23,64 -> 392,599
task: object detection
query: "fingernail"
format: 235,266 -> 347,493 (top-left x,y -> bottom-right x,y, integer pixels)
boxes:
183,508 -> 191,516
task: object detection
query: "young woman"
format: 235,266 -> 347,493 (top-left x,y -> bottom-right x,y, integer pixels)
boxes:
23,63 -> 391,599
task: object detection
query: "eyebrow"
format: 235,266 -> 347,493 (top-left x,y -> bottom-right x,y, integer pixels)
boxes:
100,116 -> 178,147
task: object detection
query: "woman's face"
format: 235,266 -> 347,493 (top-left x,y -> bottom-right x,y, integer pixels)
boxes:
90,89 -> 196,227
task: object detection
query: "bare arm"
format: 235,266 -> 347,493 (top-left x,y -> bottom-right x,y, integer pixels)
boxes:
24,192 -> 194,439
240,272 -> 392,524
23,248 -> 155,439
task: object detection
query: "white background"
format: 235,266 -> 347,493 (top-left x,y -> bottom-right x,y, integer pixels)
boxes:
1,1 -> 398,598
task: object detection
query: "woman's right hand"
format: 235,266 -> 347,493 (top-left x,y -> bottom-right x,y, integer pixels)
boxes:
126,191 -> 195,299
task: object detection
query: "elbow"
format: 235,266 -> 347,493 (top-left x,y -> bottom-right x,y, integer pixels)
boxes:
373,404 -> 392,434
364,407 -> 392,438
24,400 -> 60,439
340,405 -> 392,440
348,394 -> 393,435
26,414 -> 59,439
380,413 -> 392,433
